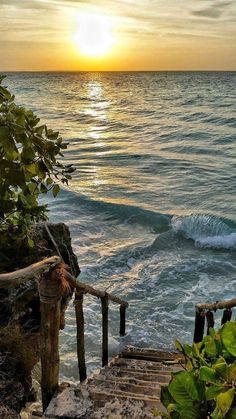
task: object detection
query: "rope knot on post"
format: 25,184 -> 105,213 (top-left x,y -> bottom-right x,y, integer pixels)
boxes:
38,263 -> 71,303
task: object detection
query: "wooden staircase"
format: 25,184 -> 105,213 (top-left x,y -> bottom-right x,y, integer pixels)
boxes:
44,347 -> 183,419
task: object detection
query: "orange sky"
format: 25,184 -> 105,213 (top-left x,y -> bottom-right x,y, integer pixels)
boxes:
0,0 -> 236,71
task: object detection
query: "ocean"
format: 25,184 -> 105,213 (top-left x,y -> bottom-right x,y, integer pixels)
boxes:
5,71 -> 236,380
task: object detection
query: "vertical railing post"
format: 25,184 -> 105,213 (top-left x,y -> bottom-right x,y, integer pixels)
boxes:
120,305 -> 126,336
206,310 -> 214,335
193,307 -> 205,343
38,272 -> 61,412
101,293 -> 109,367
74,290 -> 87,382
221,308 -> 232,324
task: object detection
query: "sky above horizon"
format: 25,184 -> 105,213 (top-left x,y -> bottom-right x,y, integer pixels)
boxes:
0,0 -> 236,71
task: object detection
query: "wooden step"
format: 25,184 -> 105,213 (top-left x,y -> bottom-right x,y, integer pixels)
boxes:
121,347 -> 181,362
111,356 -> 182,372
102,366 -> 171,383
88,386 -> 162,408
93,372 -> 162,388
90,377 -> 161,396
44,347 -> 183,418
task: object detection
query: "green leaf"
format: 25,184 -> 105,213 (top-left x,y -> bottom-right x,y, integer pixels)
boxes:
175,340 -> 184,353
161,385 -> 175,408
28,182 -> 38,195
213,388 -> 235,418
21,146 -> 35,161
52,184 -> 60,197
179,406 -> 200,419
27,237 -> 34,248
205,385 -> 226,401
0,85 -> 12,100
40,183 -> 48,194
226,406 -> 236,419
205,338 -> 217,358
227,361 -> 236,382
168,371 -> 200,405
220,322 -> 236,357
25,163 -> 38,175
35,125 -> 45,136
0,125 -> 9,141
214,358 -> 227,379
46,177 -> 53,185
199,366 -> 217,383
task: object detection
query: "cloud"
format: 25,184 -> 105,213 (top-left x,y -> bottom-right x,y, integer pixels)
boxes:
191,0 -> 234,19
0,0 -> 52,9
0,0 -> 236,46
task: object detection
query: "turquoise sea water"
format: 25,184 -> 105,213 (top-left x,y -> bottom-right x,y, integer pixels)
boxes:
6,72 -> 236,380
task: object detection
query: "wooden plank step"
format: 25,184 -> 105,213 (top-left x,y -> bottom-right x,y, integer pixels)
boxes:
88,386 -> 163,408
90,377 -> 161,396
123,346 -> 178,356
44,347 -> 183,418
110,365 -> 172,378
100,367 -> 171,383
94,372 -> 162,388
110,357 -> 182,372
121,349 -> 180,362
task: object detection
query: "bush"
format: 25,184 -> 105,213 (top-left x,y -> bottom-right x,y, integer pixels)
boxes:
0,75 -> 74,259
159,321 -> 236,419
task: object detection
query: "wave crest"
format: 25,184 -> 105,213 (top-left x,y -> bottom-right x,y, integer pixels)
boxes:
172,215 -> 236,249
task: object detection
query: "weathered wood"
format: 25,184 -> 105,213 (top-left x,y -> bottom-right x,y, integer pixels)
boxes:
65,271 -> 128,307
39,276 -> 61,412
196,298 -> 236,312
120,305 -> 126,336
101,293 -> 109,367
206,310 -> 214,335
0,256 -> 61,288
74,290 -> 87,382
193,309 -> 205,343
221,308 -> 232,324
44,224 -> 64,261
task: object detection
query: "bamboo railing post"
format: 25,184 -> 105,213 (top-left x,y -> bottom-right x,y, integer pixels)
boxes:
120,305 -> 126,336
101,293 -> 109,367
221,308 -> 232,324
193,308 -> 205,343
74,290 -> 87,382
206,310 -> 214,335
38,272 -> 61,412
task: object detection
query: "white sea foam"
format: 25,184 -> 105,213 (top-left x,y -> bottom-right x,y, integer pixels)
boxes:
172,215 -> 236,249
195,233 -> 236,249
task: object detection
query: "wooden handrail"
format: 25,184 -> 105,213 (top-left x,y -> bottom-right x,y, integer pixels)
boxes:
0,256 -> 61,288
194,297 -> 236,343
65,270 -> 128,307
0,256 -> 128,307
196,298 -> 236,312
0,256 -> 129,412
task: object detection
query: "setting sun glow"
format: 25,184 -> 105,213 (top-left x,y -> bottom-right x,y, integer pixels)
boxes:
75,12 -> 114,58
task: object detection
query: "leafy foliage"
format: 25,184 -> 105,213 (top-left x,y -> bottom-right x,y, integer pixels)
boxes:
159,321 -> 236,419
0,75 -> 74,257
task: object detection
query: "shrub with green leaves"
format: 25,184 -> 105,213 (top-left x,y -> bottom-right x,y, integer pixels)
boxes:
159,321 -> 236,419
0,75 -> 74,258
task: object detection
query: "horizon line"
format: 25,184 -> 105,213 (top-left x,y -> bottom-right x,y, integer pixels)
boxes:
1,69 -> 236,73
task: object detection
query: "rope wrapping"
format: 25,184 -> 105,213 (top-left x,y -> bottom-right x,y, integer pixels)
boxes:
38,263 -> 71,304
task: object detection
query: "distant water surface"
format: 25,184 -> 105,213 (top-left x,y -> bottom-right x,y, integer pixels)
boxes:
6,71 -> 236,380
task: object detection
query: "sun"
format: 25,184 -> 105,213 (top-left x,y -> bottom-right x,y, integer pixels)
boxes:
75,12 -> 114,58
